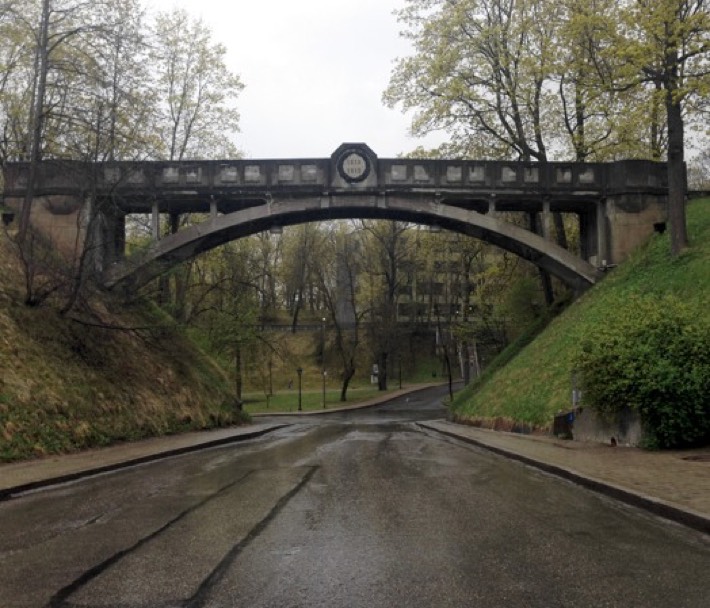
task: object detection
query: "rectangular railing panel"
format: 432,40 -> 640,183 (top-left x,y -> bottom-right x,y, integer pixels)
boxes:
3,158 -> 669,204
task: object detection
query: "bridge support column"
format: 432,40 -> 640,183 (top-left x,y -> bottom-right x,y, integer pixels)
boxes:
110,213 -> 126,264
541,198 -> 553,240
596,199 -> 609,266
488,196 -> 496,216
90,201 -> 126,275
151,200 -> 160,240
578,198 -> 612,268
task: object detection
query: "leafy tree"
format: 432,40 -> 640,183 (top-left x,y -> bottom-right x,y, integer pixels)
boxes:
688,148 -> 710,188
0,0 -> 154,309
150,8 -> 244,161
385,0 -> 689,163
278,223 -> 326,331
0,0 -> 154,166
207,292 -> 258,409
385,0 -> 580,302
0,1 -> 34,164
65,0 -> 155,161
198,241 -> 265,408
610,0 -> 710,255
384,0 -> 555,161
251,231 -> 281,322
12,0 -> 92,242
553,0 -> 648,160
141,9 -> 245,319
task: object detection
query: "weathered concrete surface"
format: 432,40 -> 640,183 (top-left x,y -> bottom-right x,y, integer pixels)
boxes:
572,406 -> 644,447
4,194 -> 85,259
103,196 -> 603,292
3,149 -> 671,293
606,194 -> 668,264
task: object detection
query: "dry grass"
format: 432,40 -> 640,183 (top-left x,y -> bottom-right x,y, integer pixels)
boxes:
0,231 -> 240,462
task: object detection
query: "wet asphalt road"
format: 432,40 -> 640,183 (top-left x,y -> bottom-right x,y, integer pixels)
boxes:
0,386 -> 709,607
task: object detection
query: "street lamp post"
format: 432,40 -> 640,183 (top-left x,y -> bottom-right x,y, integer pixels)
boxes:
297,367 -> 303,412
321,317 -> 326,408
268,358 -> 273,397
399,353 -> 402,389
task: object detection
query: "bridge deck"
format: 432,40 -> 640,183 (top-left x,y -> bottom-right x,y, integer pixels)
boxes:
3,154 -> 668,216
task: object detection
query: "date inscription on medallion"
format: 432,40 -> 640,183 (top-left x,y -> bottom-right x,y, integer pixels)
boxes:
338,150 -> 370,183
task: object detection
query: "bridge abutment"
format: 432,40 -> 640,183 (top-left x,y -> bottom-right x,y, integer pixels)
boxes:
4,194 -> 86,258
603,193 -> 668,265
4,192 -> 127,277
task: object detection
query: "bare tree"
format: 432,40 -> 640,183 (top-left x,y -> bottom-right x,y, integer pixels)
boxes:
360,220 -> 411,391
314,225 -> 363,401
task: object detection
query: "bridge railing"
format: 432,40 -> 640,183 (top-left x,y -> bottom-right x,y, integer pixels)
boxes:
2,157 -> 669,201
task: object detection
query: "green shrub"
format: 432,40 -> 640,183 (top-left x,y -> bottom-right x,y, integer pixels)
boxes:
574,294 -> 710,449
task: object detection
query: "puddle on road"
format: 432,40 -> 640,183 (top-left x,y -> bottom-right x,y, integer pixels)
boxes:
312,425 -> 417,450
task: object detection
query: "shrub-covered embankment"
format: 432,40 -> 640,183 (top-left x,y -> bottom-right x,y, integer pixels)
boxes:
450,200 -> 710,447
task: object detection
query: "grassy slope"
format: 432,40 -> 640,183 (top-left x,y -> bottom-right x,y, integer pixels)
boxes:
0,235 -> 241,462
450,199 -> 710,429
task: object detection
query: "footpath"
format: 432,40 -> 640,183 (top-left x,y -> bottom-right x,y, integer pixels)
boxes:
1,389 -> 708,536
418,420 -> 710,535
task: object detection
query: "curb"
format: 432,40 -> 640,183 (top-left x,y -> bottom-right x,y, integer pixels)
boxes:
0,424 -> 288,502
417,421 -> 710,536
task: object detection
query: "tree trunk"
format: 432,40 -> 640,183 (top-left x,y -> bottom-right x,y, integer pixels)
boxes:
377,352 -> 388,391
666,92 -> 688,256
442,344 -> 454,402
291,289 -> 303,333
461,340 -> 470,385
235,345 -> 243,409
340,364 -> 355,402
17,0 -> 50,245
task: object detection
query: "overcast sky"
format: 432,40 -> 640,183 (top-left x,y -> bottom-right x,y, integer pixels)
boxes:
147,0 -> 446,159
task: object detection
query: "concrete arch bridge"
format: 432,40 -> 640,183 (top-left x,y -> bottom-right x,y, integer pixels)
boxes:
2,144 -> 670,293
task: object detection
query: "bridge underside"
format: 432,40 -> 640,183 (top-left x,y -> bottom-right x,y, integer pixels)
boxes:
103,196 -> 602,293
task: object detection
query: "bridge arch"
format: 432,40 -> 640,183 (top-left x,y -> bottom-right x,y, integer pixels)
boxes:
102,196 -> 602,292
